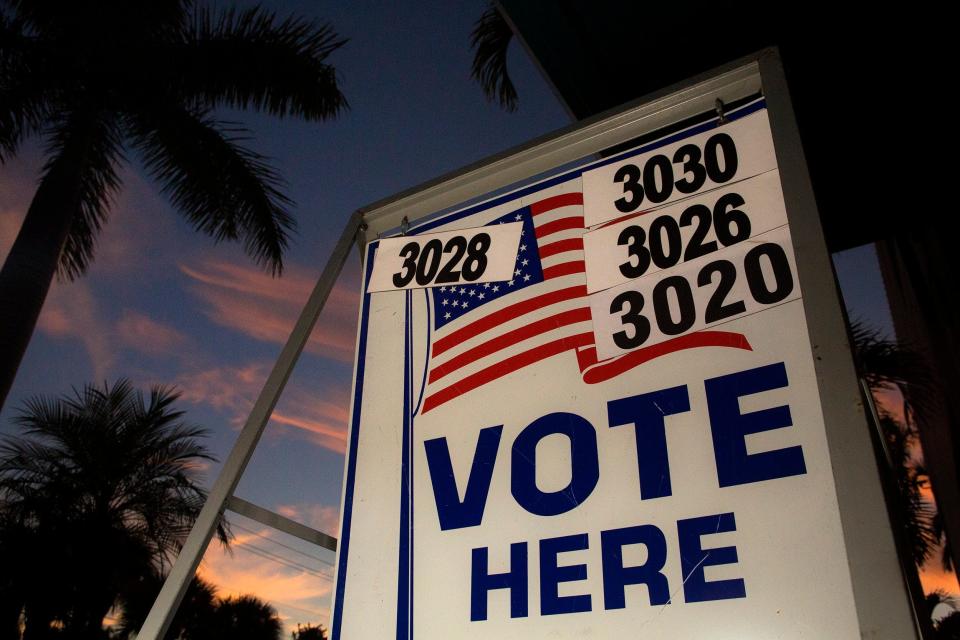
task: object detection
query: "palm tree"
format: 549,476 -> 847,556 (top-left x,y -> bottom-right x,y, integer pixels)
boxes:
292,623 -> 328,640
470,2 -> 518,112
851,320 -> 948,568
209,595 -> 282,640
0,380 -> 229,639
0,0 -> 348,412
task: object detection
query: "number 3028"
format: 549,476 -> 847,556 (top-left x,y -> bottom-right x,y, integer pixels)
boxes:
392,232 -> 491,288
609,242 -> 795,350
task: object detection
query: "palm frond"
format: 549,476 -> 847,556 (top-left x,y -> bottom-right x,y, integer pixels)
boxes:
0,11 -> 49,161
37,108 -> 124,280
851,319 -> 937,432
175,6 -> 348,120
470,3 -> 518,112
5,0 -> 193,41
1,379 -> 230,570
130,106 -> 294,274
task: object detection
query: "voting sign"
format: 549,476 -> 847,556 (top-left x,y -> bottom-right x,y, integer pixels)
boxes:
331,99 -> 863,639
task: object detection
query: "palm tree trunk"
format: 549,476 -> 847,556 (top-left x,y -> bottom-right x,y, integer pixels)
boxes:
0,152 -> 86,413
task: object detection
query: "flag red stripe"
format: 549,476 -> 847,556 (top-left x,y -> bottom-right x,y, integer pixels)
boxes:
432,285 -> 587,357
543,261 -> 585,280
535,216 -> 584,240
423,332 -> 595,413
530,193 -> 583,216
575,331 -> 753,384
596,209 -> 651,229
429,307 -> 592,383
539,237 -> 584,258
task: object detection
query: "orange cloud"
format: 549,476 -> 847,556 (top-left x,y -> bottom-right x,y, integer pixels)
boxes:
180,259 -> 359,363
117,310 -> 188,356
921,563 -> 960,596
199,527 -> 334,633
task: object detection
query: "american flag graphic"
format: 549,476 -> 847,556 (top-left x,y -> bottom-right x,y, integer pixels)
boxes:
420,190 -> 752,413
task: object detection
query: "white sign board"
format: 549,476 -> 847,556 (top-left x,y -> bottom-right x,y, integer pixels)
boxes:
331,100 -> 862,639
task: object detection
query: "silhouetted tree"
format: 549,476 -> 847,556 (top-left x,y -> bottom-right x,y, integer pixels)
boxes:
0,380 -> 229,639
116,574 -> 217,640
852,320 -> 948,569
470,2 -> 517,112
292,623 -> 328,640
0,0 -> 348,411
210,596 -> 281,640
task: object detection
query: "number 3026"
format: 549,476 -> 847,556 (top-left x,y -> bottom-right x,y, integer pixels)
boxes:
392,232 -> 491,288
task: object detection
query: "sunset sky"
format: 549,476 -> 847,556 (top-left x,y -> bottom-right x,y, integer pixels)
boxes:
0,0 -> 950,633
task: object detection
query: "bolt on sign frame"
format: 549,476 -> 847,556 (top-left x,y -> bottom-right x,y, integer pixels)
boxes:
138,49 -> 918,639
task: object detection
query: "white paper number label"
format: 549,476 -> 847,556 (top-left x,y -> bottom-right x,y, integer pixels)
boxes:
368,222 -> 523,292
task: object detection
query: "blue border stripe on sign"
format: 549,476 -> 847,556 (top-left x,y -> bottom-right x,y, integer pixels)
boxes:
396,290 -> 413,639
331,243 -> 378,640
409,99 -> 766,236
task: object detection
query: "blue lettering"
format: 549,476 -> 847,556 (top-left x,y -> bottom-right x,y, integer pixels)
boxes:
607,385 -> 690,500
424,426 -> 502,530
677,512 -> 745,602
601,524 -> 670,608
471,542 -> 528,620
540,534 -> 592,615
705,362 -> 806,487
511,413 -> 599,516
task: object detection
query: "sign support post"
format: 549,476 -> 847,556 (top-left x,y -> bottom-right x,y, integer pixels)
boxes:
137,211 -> 363,640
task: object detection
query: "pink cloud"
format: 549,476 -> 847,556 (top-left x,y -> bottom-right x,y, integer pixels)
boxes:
0,207 -> 26,265
176,363 -> 270,421
117,309 -> 188,356
175,362 -> 350,453
180,259 -> 359,363
274,504 -> 340,536
270,386 -> 350,453
36,280 -> 114,380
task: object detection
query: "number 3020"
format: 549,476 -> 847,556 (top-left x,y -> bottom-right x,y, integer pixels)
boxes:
392,232 -> 491,288
609,242 -> 795,350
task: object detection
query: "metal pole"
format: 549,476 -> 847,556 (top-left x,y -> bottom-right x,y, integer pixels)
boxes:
137,211 -> 363,640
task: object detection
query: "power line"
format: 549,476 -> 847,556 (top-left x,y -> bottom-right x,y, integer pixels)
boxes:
230,521 -> 335,567
234,542 -> 333,581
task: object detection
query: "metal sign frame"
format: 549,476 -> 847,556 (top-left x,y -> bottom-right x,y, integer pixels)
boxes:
138,48 -> 916,639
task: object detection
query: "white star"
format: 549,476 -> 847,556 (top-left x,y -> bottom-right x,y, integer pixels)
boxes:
523,274 -> 531,282
452,300 -> 459,308
459,287 -> 467,295
514,214 -> 522,221
440,286 -> 447,292
483,282 -> 490,289
442,299 -> 449,306
468,290 -> 476,297
514,268 -> 521,276
444,312 -> 451,319
521,258 -> 529,266
492,285 -> 500,292
519,244 -> 527,252
520,229 -> 525,236
478,292 -> 486,300
462,301 -> 469,309
508,280 -> 515,286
